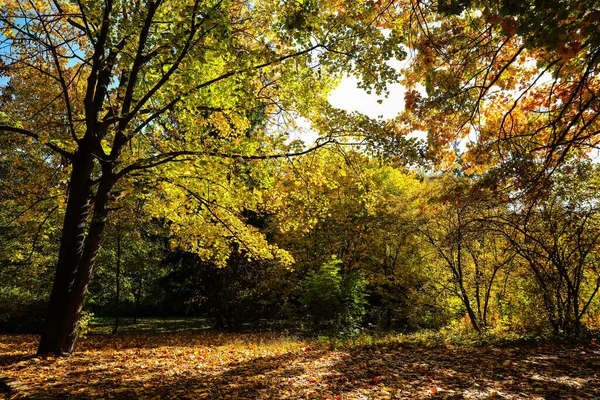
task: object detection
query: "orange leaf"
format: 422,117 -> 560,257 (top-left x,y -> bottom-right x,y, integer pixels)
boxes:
501,17 -> 517,36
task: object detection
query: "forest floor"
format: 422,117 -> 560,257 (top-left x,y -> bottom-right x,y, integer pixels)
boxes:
1,319 -> 599,399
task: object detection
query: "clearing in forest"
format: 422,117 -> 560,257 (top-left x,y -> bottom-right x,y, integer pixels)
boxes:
1,321 -> 599,399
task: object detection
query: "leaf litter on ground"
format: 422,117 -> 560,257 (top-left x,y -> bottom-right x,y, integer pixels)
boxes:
1,327 -> 599,399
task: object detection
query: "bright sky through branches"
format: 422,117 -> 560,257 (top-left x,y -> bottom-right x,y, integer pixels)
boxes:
290,57 -> 409,145
287,76 -> 406,145
329,74 -> 406,120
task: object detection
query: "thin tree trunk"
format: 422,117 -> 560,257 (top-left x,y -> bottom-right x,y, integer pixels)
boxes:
457,240 -> 480,333
134,272 -> 143,324
112,233 -> 122,335
474,264 -> 482,327
459,281 -> 480,333
483,266 -> 501,328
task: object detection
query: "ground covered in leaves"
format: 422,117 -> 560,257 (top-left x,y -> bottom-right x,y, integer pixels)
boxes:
1,321 -> 599,399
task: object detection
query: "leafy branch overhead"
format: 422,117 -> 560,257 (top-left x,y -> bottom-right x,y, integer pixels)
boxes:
1,0 -> 600,359
0,0 -> 408,355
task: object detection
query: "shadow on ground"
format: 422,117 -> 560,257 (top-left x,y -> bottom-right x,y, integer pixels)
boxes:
1,331 -> 599,399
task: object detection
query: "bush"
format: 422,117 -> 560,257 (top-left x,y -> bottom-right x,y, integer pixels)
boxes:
76,311 -> 94,338
0,287 -> 47,333
297,258 -> 368,336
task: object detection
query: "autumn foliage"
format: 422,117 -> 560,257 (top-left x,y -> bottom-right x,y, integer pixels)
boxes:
1,2 -> 600,398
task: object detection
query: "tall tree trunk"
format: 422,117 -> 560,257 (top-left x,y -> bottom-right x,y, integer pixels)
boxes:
37,0 -> 119,355
37,147 -> 94,355
38,152 -> 115,355
474,262 -> 482,327
134,272 -> 143,324
112,233 -> 122,335
483,266 -> 501,328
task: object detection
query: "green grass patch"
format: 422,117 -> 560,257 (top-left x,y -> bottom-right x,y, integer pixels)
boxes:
90,317 -> 214,335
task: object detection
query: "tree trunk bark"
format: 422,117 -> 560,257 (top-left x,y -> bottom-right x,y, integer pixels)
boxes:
112,233 -> 121,335
134,272 -> 143,324
456,239 -> 480,333
37,147 -> 94,355
456,278 -> 480,333
38,150 -> 115,355
462,290 -> 480,333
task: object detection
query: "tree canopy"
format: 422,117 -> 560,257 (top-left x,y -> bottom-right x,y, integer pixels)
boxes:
1,0 -> 600,357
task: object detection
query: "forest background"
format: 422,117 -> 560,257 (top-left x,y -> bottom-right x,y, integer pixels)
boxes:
1,0 -> 600,359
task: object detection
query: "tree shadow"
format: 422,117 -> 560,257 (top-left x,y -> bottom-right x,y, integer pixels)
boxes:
22,347 -> 330,399
142,342 -> 600,399
4,333 -> 600,399
312,342 -> 600,399
0,354 -> 37,367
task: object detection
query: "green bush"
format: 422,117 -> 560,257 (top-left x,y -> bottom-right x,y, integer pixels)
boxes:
76,310 -> 94,338
298,258 -> 368,336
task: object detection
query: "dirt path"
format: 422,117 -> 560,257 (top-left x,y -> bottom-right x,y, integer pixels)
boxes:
1,332 -> 599,399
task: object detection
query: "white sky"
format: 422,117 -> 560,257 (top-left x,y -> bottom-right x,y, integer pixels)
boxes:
288,72 -> 426,145
328,75 -> 406,120
329,57 -> 409,121
289,57 -> 412,144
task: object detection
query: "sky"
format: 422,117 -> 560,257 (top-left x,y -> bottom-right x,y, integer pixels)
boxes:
286,75 -> 408,145
288,56 -> 413,145
329,56 -> 410,122
328,75 -> 406,121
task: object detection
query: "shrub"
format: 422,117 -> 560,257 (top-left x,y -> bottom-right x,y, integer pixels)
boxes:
76,310 -> 95,338
297,258 -> 368,336
0,287 -> 46,333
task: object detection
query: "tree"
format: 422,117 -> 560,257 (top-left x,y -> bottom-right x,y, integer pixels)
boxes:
0,130 -> 62,332
493,161 -> 600,336
269,148 -> 443,330
387,0 -> 600,179
417,174 -> 516,332
159,245 -> 293,329
88,215 -> 165,324
84,192 -> 161,332
0,0 -> 405,355
270,148 -> 421,270
296,257 -> 368,335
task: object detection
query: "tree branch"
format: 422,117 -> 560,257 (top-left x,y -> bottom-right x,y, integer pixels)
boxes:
115,138 -> 334,180
0,125 -> 73,160
131,43 -> 323,136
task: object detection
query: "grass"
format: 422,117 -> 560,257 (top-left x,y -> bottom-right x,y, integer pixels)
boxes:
90,317 -> 214,335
